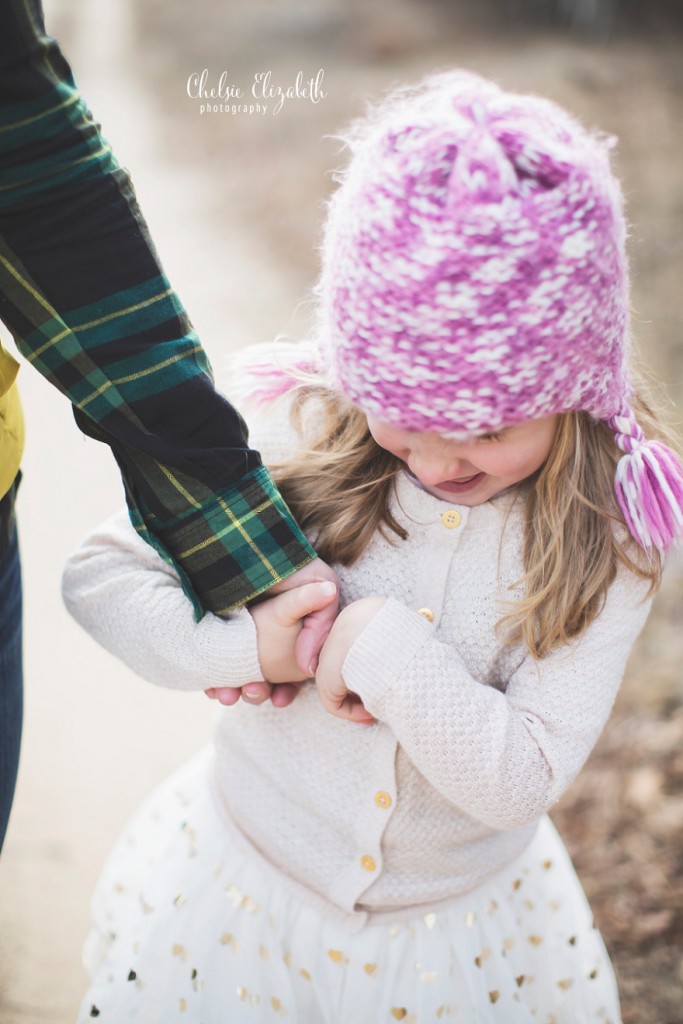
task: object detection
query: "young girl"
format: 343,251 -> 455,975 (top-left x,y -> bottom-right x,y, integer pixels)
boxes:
63,71 -> 683,1023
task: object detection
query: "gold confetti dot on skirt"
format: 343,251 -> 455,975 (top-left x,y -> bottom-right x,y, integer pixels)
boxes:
327,949 -> 344,963
391,1009 -> 407,1020
489,990 -> 500,1004
474,947 -> 492,968
364,963 -> 377,975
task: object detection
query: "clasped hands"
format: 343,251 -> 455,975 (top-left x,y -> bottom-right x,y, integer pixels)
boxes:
205,558 -> 385,725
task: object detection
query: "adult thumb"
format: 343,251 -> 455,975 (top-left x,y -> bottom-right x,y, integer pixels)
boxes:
273,580 -> 337,626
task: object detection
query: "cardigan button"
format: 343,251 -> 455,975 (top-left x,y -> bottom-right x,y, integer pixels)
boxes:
374,791 -> 392,809
360,855 -> 376,872
417,608 -> 434,622
441,509 -> 461,529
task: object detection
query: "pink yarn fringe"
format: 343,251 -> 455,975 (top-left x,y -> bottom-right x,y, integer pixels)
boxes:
610,412 -> 683,553
227,342 -> 322,409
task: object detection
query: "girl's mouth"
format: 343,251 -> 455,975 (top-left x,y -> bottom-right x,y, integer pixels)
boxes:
433,473 -> 486,494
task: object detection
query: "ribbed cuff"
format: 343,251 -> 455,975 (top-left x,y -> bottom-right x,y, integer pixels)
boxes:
197,607 -> 264,689
342,598 -> 433,716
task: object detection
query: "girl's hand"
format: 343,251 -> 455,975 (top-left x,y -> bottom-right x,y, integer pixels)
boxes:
315,597 -> 387,724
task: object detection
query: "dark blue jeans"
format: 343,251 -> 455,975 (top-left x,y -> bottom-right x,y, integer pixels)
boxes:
0,526 -> 23,852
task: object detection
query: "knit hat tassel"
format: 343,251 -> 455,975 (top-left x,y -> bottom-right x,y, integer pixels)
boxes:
610,412 -> 683,553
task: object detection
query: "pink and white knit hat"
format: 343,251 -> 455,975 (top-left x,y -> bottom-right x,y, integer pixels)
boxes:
248,71 -> 683,552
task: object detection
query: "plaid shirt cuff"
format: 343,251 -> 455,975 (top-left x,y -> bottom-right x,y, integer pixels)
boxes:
129,465 -> 317,619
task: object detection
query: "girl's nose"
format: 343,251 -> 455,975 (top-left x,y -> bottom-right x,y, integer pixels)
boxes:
409,453 -> 469,485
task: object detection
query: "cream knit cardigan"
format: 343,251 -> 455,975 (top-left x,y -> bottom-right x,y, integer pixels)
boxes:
62,397 -> 652,927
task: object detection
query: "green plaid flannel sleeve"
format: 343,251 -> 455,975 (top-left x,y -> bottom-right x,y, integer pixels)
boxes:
0,0 -> 316,617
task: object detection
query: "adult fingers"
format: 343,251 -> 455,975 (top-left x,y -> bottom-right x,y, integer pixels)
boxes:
272,580 -> 337,628
211,686 -> 242,706
242,682 -> 273,704
269,682 -> 304,708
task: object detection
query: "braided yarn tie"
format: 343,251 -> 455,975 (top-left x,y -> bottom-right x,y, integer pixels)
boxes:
609,410 -> 683,553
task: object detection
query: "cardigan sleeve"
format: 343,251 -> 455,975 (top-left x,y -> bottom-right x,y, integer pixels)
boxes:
342,569 -> 652,830
61,508 -> 265,691
0,0 -> 315,617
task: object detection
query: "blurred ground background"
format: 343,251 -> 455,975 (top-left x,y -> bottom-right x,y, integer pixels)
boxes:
0,0 -> 682,1021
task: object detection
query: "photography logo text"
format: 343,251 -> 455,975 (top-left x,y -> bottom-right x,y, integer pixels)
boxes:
187,69 -> 327,116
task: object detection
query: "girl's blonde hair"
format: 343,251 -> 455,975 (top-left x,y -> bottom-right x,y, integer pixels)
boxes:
270,376 -> 679,659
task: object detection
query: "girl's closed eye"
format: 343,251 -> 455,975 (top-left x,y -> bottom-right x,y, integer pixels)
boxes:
477,431 -> 504,443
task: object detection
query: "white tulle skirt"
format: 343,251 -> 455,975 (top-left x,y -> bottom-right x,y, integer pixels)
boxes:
78,749 -> 621,1024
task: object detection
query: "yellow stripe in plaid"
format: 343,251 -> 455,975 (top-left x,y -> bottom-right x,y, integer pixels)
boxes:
77,344 -> 204,411
178,497 -> 280,584
0,91 -> 80,135
26,287 -> 175,363
157,464 -> 203,512
0,142 -> 113,192
0,251 -> 57,320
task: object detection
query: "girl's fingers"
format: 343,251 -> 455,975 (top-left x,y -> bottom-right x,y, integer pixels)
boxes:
319,689 -> 375,724
344,701 -> 376,724
295,601 -> 338,676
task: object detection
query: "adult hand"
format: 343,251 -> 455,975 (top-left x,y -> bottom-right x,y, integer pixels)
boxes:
205,680 -> 301,708
269,558 -> 340,675
315,596 -> 387,725
205,578 -> 337,708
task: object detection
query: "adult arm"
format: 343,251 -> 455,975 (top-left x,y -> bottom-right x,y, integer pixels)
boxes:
0,0 -> 315,618
339,572 -> 652,829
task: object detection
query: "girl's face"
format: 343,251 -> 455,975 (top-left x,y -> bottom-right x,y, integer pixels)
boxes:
366,414 -> 559,506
